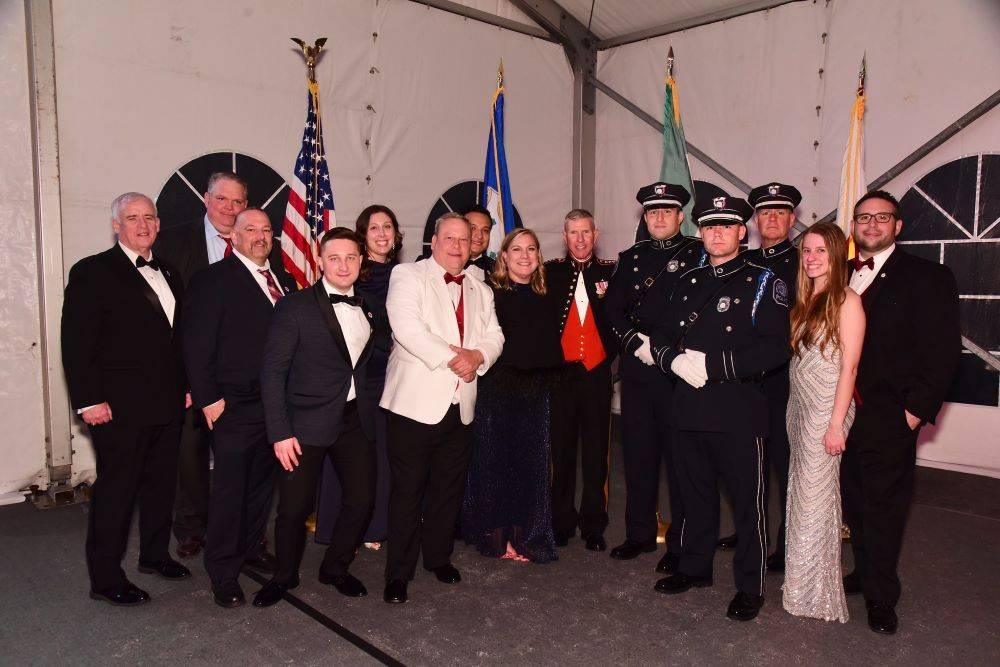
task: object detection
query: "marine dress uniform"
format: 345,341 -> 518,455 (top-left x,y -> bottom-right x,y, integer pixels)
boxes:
650,196 -> 791,621
740,182 -> 801,571
545,253 -> 618,549
603,182 -> 702,569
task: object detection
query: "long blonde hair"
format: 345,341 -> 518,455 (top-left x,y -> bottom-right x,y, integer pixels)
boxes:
490,228 -> 547,295
790,221 -> 849,356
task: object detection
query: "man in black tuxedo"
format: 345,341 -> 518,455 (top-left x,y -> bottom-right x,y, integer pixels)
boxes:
463,205 -> 496,274
62,192 -> 191,606
843,190 -> 960,634
152,171 -> 249,559
182,208 -> 296,608
253,228 -> 387,607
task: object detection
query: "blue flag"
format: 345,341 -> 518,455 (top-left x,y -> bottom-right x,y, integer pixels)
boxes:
480,65 -> 516,257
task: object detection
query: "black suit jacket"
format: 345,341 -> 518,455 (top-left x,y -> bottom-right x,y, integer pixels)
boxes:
852,248 -> 960,435
61,245 -> 186,426
153,218 -> 291,288
260,281 -> 387,447
181,254 -> 298,423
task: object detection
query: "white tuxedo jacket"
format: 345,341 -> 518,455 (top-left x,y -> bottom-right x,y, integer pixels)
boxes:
380,258 -> 504,425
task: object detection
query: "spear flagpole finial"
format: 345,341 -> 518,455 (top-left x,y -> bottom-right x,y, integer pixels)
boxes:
498,59 -> 504,88
857,52 -> 867,96
667,46 -> 675,78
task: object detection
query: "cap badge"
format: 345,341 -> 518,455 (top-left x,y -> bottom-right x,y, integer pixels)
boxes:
768,184 -> 780,196
717,296 -> 731,312
713,197 -> 726,209
654,184 -> 667,195
667,260 -> 679,272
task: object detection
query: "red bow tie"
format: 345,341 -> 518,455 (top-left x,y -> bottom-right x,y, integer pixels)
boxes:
444,273 -> 464,285
851,256 -> 875,272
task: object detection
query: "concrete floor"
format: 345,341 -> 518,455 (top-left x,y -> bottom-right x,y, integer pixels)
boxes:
2,423 -> 999,666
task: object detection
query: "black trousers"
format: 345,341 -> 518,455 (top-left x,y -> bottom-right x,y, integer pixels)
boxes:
385,405 -> 472,582
673,429 -> 766,596
619,379 -> 683,550
273,401 -> 375,584
550,362 -> 612,539
172,407 -> 211,543
841,414 -> 919,607
763,374 -> 791,558
86,418 -> 181,591
202,413 -> 277,587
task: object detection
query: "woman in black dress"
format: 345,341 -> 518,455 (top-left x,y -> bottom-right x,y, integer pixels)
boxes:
461,228 -> 564,563
316,205 -> 401,549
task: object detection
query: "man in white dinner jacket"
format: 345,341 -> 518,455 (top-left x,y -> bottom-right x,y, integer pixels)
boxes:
380,212 -> 504,604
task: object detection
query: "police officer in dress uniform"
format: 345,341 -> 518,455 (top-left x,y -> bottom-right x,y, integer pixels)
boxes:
716,182 -> 800,573
603,182 -> 702,573
649,195 -> 791,622
545,209 -> 617,551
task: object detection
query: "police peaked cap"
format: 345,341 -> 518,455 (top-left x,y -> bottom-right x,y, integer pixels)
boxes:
636,182 -> 691,210
693,195 -> 754,226
748,182 -> 802,210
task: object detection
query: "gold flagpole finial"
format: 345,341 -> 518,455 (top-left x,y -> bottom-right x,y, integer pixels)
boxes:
857,52 -> 867,96
666,46 -> 675,78
498,59 -> 504,88
291,37 -> 327,84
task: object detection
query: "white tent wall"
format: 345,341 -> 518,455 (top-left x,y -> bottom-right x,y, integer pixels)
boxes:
595,0 -> 1000,477
0,0 -> 571,490
0,1 -> 48,500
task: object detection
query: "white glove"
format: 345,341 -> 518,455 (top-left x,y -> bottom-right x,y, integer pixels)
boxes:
684,349 -> 708,385
670,351 -> 707,388
634,333 -> 654,366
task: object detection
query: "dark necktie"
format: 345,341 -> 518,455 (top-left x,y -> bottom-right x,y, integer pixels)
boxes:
220,235 -> 233,258
851,256 -> 875,272
444,274 -> 465,342
258,269 -> 283,302
135,255 -> 160,271
329,293 -> 362,307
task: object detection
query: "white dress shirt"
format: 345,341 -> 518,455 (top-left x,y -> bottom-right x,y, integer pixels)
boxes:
204,216 -> 231,265
849,243 -> 896,295
573,268 -> 590,323
322,279 -> 371,401
118,242 -> 175,326
231,249 -> 284,305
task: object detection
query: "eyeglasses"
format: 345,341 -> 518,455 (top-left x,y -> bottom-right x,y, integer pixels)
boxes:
853,212 -> 896,226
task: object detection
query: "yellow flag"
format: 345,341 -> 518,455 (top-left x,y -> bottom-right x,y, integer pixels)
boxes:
836,61 -> 867,258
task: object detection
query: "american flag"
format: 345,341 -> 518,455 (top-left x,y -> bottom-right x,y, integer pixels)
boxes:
281,84 -> 335,289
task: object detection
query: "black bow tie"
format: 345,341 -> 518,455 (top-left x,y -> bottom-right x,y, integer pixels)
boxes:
329,293 -> 362,307
135,256 -> 160,271
851,256 -> 875,272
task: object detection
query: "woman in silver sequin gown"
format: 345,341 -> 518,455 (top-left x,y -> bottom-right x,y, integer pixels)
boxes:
783,222 -> 865,623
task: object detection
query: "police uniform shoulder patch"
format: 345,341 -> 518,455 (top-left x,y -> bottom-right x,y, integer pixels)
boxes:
773,278 -> 789,307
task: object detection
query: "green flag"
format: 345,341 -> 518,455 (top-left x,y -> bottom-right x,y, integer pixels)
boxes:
660,72 -> 697,237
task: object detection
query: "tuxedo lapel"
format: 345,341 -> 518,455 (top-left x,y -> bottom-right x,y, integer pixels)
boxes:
190,221 -> 210,273
108,245 -> 171,329
861,249 -> 902,310
226,255 -> 275,312
427,264 -> 462,344
312,281 -> 351,363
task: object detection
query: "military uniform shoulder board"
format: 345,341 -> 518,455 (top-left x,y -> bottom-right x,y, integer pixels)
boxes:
545,257 -> 566,265
597,258 -> 615,266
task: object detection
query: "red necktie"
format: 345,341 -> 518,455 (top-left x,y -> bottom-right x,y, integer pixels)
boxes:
258,269 -> 283,303
220,235 -> 233,258
445,273 -> 464,343
851,256 -> 874,272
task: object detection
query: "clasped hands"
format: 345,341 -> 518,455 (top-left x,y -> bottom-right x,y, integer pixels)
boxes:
448,345 -> 484,382
670,349 -> 708,389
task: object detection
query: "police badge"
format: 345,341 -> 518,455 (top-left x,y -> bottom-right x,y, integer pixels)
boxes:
654,184 -> 666,196
717,296 -> 731,312
768,184 -> 780,196
713,196 -> 726,209
667,260 -> 679,272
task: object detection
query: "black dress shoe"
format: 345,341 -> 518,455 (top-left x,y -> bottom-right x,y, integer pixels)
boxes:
252,579 -> 298,608
383,579 -> 408,604
213,579 -> 245,608
867,601 -> 898,635
842,571 -> 862,596
319,571 -> 368,597
655,551 -> 680,575
243,550 -> 277,574
176,537 -> 204,559
89,583 -> 150,606
609,540 -> 657,560
766,552 -> 785,573
726,591 -> 764,621
653,573 -> 713,595
584,535 -> 607,552
717,534 -> 737,550
426,563 -> 461,584
138,558 -> 192,580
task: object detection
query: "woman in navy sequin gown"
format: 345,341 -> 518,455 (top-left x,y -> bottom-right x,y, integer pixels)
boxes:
461,228 -> 564,563
316,205 -> 401,549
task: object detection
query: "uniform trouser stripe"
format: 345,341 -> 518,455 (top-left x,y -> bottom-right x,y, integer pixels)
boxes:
755,436 -> 766,595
